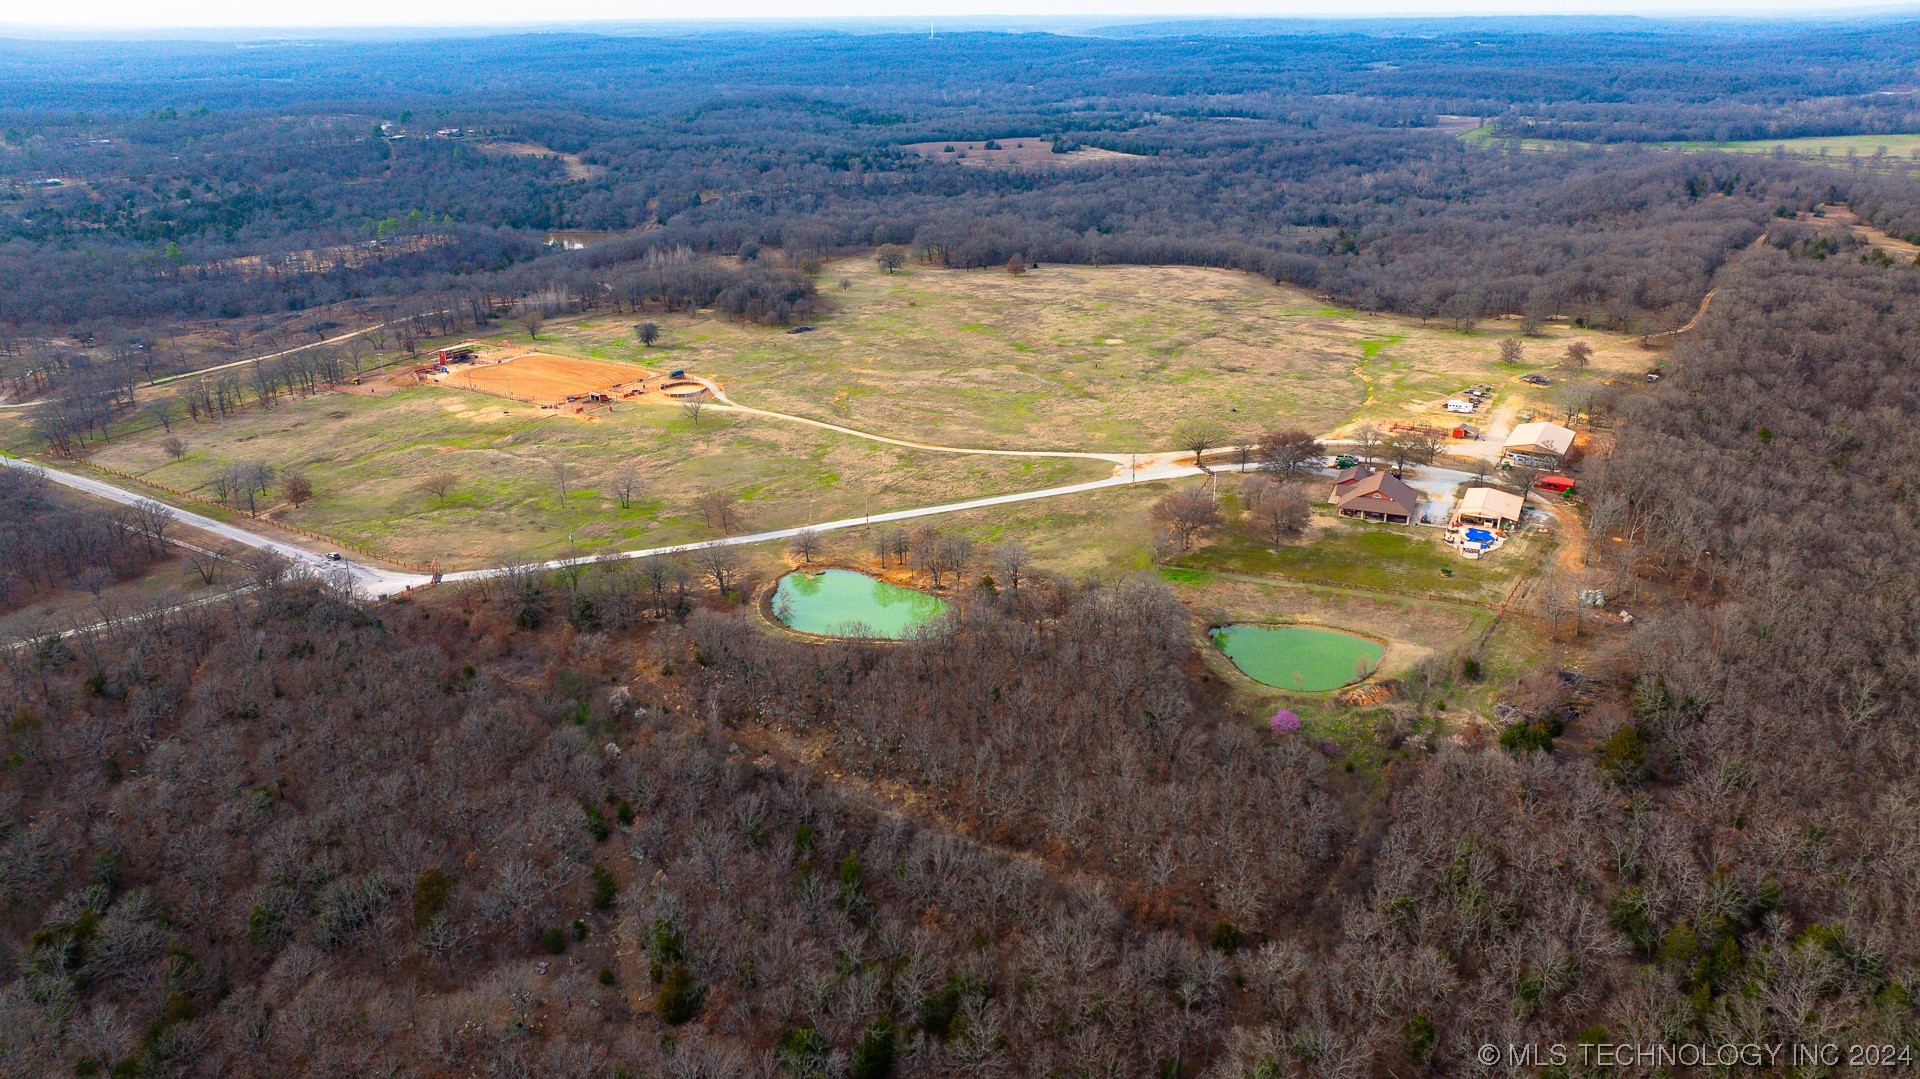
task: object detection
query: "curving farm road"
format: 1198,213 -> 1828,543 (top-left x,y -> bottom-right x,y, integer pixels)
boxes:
4,344 -> 1589,603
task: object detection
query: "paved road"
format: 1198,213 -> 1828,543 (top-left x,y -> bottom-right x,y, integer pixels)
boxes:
5,585 -> 257,649
10,440 -> 1504,599
6,361 -> 1540,602
0,311 -> 443,410
0,455 -> 424,596
440,454 -> 1214,583
147,312 -> 446,387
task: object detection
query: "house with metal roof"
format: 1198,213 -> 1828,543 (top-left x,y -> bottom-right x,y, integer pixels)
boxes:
1503,420 -> 1576,461
1453,487 -> 1525,529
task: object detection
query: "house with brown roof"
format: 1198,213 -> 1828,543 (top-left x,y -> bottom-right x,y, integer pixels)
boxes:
1335,471 -> 1421,524
1329,464 -> 1376,503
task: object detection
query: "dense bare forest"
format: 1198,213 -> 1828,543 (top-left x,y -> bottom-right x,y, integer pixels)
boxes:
0,467 -> 175,613
6,21 -> 1919,337
7,15 -> 1920,1078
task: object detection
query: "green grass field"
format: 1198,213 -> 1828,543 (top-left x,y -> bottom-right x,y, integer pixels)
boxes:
1660,132 -> 1920,160
15,258 -> 1578,678
84,385 -> 1108,567
529,260 -> 1633,452
1175,509 -> 1537,605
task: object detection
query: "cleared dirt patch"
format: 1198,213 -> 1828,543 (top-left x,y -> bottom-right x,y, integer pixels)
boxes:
903,138 -> 1145,170
473,139 -> 603,180
443,353 -> 649,406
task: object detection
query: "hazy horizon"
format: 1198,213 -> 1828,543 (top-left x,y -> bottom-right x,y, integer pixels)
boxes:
7,1 -> 1919,34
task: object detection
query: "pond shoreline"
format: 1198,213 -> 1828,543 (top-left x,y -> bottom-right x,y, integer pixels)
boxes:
760,566 -> 947,641
1209,621 -> 1388,693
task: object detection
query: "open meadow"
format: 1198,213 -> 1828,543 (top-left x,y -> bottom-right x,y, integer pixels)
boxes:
534,259 -> 1639,451
33,256 -> 1626,594
1462,123 -> 1920,173
81,384 -> 1108,567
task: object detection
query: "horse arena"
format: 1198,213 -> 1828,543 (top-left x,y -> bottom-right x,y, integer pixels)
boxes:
442,353 -> 648,406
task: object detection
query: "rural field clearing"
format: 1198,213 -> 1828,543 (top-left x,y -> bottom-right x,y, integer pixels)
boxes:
86,385 -> 1109,567
537,260 -> 1638,452
1461,124 -> 1920,171
901,137 -> 1147,169
1659,131 -> 1920,160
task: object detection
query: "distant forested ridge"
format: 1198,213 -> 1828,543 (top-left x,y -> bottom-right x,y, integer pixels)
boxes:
5,22 -> 1920,334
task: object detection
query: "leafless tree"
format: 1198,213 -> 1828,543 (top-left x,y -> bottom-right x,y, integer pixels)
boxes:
422,472 -> 459,505
1244,487 -> 1311,553
1150,487 -> 1222,551
144,399 -> 175,433
696,489 -> 742,534
1382,432 -> 1423,474
1170,418 -> 1227,471
1499,336 -> 1525,365
161,436 -> 187,461
219,461 -> 275,513
788,527 -> 821,564
1255,428 -> 1326,480
1407,426 -> 1447,467
284,472 -> 314,508
680,396 -> 707,425
131,499 -> 174,556
635,322 -> 661,347
1351,424 -> 1383,469
611,469 -> 642,510
909,528 -> 971,587
246,550 -> 292,588
696,542 -> 743,594
991,539 -> 1032,593
184,547 -> 224,586
1563,339 -> 1593,368
875,245 -> 906,273
72,565 -> 113,598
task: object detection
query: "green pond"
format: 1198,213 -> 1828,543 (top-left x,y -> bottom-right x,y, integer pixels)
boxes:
1211,624 -> 1384,692
772,570 -> 947,639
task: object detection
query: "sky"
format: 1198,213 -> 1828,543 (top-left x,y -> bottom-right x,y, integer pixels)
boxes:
0,0 -> 1909,30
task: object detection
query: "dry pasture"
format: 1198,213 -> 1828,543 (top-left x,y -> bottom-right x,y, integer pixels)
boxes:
902,138 -> 1145,169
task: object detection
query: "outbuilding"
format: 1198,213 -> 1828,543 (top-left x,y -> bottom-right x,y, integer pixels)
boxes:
1503,420 -> 1576,461
1453,487 -> 1525,530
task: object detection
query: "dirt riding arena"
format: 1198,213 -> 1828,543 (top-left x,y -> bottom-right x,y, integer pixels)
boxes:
439,353 -> 648,406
